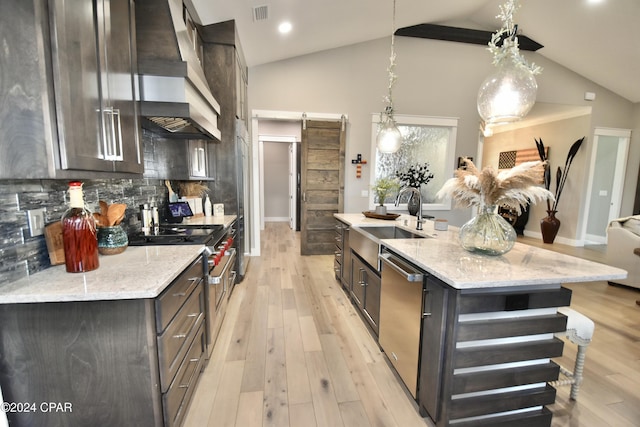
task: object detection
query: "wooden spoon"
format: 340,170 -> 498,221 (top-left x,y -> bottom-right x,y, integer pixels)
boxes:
107,204 -> 127,226
93,212 -> 105,227
99,200 -> 109,217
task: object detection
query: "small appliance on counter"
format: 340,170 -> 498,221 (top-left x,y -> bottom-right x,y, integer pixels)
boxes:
164,201 -> 193,224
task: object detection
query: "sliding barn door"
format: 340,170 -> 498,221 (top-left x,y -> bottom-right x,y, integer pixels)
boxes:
300,120 -> 345,255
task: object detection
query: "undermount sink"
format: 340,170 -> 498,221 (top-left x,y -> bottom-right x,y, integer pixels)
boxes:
357,226 -> 426,240
350,226 -> 427,272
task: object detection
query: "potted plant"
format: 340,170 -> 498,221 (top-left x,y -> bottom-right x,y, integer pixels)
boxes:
372,177 -> 400,215
395,163 -> 434,215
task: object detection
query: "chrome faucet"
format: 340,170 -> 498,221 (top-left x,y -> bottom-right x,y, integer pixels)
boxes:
395,187 -> 424,230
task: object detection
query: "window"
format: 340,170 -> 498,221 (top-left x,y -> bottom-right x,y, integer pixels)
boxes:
370,114 -> 458,211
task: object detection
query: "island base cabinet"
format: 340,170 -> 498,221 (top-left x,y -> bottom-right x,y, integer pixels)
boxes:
351,253 -> 380,335
418,276 -> 449,421
425,285 -> 571,427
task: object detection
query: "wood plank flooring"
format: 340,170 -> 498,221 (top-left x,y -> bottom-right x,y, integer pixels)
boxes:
184,223 -> 640,427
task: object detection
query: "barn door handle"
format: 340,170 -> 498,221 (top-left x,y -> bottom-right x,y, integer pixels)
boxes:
303,192 -> 306,202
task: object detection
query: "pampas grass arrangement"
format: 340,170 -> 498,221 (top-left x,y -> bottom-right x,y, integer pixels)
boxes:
436,158 -> 554,213
437,158 -> 554,255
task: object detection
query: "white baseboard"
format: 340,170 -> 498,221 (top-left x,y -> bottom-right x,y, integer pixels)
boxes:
584,233 -> 607,245
265,217 -> 289,222
522,230 -> 583,247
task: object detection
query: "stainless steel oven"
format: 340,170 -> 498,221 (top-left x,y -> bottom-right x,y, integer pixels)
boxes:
204,230 -> 236,357
128,223 -> 236,359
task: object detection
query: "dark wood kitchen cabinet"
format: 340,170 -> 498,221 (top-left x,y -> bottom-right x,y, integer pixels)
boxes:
334,219 -> 351,290
199,20 -> 248,207
418,282 -> 571,427
0,0 -> 142,179
0,257 -> 205,427
350,253 -> 381,335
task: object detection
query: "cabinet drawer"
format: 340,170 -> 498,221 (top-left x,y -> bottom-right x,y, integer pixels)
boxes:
158,283 -> 204,393
156,257 -> 204,332
163,324 -> 206,427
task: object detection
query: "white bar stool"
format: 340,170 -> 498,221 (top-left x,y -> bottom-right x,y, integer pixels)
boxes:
549,307 -> 595,400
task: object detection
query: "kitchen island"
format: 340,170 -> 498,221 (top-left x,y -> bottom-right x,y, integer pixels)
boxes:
335,213 -> 626,427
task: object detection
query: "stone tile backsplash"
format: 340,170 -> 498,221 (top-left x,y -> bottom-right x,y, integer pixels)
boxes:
0,178 -> 168,287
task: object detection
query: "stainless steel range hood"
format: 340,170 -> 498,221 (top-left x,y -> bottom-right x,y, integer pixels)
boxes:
135,0 -> 221,140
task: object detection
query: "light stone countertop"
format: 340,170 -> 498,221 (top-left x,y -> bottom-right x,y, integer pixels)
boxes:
335,213 -> 627,290
0,245 -> 205,304
0,215 -> 238,305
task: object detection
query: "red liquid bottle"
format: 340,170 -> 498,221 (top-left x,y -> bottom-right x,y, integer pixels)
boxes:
61,181 -> 99,273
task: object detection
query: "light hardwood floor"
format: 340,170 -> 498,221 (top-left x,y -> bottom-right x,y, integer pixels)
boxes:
184,223 -> 640,427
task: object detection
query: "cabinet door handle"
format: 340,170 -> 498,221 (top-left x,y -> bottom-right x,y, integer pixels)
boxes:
422,288 -> 432,318
112,108 -> 123,161
359,268 -> 366,287
179,358 -> 201,389
102,107 -> 123,161
198,147 -> 205,174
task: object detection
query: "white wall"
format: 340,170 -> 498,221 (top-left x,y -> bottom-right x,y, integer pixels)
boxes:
263,141 -> 290,221
249,36 -> 639,228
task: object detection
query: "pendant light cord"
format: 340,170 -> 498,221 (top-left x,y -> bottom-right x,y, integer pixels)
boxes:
384,0 -> 397,117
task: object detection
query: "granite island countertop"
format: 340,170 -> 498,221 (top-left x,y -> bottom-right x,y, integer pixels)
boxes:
335,213 -> 627,290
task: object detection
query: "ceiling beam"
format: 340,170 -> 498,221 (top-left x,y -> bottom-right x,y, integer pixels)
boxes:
395,23 -> 543,52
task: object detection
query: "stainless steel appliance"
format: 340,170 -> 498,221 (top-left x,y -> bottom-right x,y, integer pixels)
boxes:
235,120 -> 249,281
128,223 -> 235,358
204,235 -> 236,355
135,0 -> 221,140
379,249 -> 425,398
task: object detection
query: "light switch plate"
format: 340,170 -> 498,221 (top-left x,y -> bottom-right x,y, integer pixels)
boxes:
27,208 -> 46,237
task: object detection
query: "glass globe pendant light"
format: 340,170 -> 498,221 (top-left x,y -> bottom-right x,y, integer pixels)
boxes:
477,0 -> 542,126
377,107 -> 402,153
377,0 -> 402,154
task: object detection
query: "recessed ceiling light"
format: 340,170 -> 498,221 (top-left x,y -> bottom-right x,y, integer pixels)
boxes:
278,22 -> 292,34
587,0 -> 605,4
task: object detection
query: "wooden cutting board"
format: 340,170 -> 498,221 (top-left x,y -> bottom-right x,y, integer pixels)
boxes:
44,221 -> 65,265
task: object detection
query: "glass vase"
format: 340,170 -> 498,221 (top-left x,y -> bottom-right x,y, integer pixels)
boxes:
459,204 -> 516,256
407,190 -> 420,216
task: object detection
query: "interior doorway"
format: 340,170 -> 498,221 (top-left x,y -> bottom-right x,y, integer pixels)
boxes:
260,135 -> 298,227
582,127 -> 631,244
250,111 -> 347,257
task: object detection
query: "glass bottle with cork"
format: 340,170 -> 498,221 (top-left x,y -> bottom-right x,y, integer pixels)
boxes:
62,181 -> 99,272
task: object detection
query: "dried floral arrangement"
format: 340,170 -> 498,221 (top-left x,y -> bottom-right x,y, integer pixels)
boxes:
535,137 -> 585,212
178,181 -> 209,197
395,163 -> 434,188
436,158 -> 553,214
487,0 -> 542,76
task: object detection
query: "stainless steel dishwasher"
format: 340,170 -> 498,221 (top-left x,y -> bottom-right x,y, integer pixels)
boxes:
379,249 -> 425,398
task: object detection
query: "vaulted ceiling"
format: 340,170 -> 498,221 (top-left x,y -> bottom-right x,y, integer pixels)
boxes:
189,0 -> 640,103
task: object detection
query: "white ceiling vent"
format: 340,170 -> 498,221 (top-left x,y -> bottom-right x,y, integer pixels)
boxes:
252,5 -> 269,22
